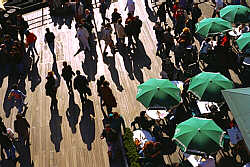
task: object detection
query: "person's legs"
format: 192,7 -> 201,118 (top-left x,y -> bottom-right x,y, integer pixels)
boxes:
32,41 -> 38,55
101,12 -> 106,24
127,35 -> 134,49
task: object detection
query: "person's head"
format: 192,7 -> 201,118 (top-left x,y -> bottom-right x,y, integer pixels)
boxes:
46,28 -> 50,32
76,70 -> 80,76
85,9 -> 90,15
140,111 -> 146,117
127,12 -> 132,17
183,27 -> 190,33
12,84 -> 18,90
117,18 -> 122,24
209,104 -> 218,112
155,22 -> 161,28
63,61 -> 67,67
114,8 -> 118,13
193,3 -> 198,8
113,112 -> 119,118
100,75 -> 105,82
16,113 -> 23,119
135,16 -> 139,19
205,37 -> 211,43
103,81 -> 110,87
4,34 -> 11,41
105,123 -> 111,130
47,71 -> 54,78
166,26 -> 171,32
24,30 -> 30,35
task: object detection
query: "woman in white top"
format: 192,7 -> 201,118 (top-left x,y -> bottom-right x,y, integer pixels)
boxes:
125,0 -> 135,15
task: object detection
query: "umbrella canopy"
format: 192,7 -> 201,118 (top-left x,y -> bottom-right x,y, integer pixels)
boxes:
195,18 -> 232,37
236,32 -> 250,51
173,117 -> 225,154
188,72 -> 234,102
136,78 -> 181,108
220,5 -> 250,24
222,88 -> 250,151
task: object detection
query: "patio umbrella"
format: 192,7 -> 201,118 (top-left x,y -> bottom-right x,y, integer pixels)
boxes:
236,32 -> 250,51
173,117 -> 225,154
195,18 -> 232,37
136,78 -> 181,108
220,5 -> 250,24
188,72 -> 234,102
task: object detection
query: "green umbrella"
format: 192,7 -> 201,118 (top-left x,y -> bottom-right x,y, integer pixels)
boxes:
188,72 -> 234,102
220,5 -> 250,23
195,18 -> 232,37
136,78 -> 181,108
236,32 -> 250,51
173,117 -> 225,154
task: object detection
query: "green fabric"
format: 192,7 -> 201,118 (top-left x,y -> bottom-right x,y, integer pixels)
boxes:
220,5 -> 250,23
188,72 -> 234,102
136,78 -> 181,108
222,88 -> 250,151
173,117 -> 225,154
236,32 -> 250,51
195,18 -> 232,37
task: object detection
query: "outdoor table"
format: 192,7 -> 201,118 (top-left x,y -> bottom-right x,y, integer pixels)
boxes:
146,107 -> 169,120
133,130 -> 155,148
196,101 -> 220,114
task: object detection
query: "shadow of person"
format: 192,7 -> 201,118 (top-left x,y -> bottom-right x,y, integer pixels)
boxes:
79,99 -> 95,151
30,56 -> 41,92
103,55 -> 124,92
14,139 -> 34,167
117,45 -> 134,80
133,40 -> 152,69
81,53 -> 97,82
49,106 -> 63,152
144,0 -> 158,22
66,92 -> 80,134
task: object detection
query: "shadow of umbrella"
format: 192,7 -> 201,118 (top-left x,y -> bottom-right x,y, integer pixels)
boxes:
66,92 -> 80,133
79,99 -> 95,151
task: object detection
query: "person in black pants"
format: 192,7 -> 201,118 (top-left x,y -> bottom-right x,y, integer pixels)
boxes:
99,0 -> 110,24
61,61 -> 75,93
45,71 -> 58,111
45,28 -> 56,60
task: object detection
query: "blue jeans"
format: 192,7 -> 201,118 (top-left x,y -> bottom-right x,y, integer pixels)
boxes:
4,145 -> 15,160
27,41 -> 38,57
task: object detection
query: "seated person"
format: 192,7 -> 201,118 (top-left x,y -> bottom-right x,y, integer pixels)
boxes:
131,111 -> 154,131
198,155 -> 215,167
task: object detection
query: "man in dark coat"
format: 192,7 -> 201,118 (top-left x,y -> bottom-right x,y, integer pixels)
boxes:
99,0 -> 110,24
45,28 -> 56,59
16,14 -> 29,43
45,71 -> 58,111
61,61 -> 75,92
191,3 -> 202,24
14,114 -> 30,146
111,8 -> 122,24
73,70 -> 91,102
132,16 -> 142,44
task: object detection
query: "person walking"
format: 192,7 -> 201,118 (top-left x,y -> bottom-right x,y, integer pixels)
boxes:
191,3 -> 202,24
99,0 -> 110,25
73,70 -> 91,102
125,0 -> 135,16
61,61 -> 75,93
153,22 -> 165,57
115,18 -> 126,46
14,113 -> 30,146
99,81 -> 117,114
45,71 -> 58,111
132,16 -> 142,45
44,28 -> 56,60
8,84 -> 27,115
16,14 -> 29,44
25,30 -> 38,58
102,23 -> 115,56
75,24 -> 90,56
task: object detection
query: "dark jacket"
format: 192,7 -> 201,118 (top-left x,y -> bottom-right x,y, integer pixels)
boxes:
45,32 -> 55,43
153,26 -> 165,43
14,117 -> 30,139
74,75 -> 89,93
62,65 -> 75,81
111,12 -> 121,24
191,7 -> 202,23
45,76 -> 57,96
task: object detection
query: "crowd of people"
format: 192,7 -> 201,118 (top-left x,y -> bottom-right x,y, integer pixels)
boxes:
0,0 -> 249,166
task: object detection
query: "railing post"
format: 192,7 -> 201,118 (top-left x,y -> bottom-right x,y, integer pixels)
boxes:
42,6 -> 44,26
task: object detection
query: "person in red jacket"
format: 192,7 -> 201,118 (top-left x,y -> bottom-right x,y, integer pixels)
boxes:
25,30 -> 38,58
